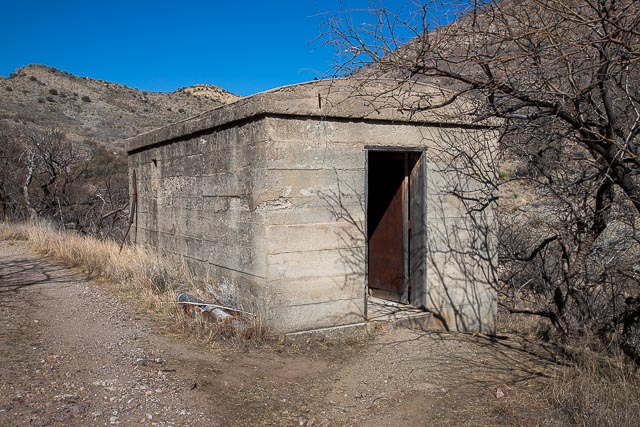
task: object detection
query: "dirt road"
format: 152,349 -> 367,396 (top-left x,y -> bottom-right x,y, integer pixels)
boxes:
0,240 -> 559,426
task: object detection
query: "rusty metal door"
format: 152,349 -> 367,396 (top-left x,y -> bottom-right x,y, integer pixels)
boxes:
409,154 -> 425,307
368,177 -> 405,299
367,150 -> 425,305
367,152 -> 406,302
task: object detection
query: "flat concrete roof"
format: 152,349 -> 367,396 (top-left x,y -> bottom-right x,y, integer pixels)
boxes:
126,78 -> 489,154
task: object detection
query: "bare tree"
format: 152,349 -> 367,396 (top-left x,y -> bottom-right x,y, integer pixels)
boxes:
0,121 -> 130,239
0,123 -> 26,219
20,127 -> 82,221
325,0 -> 640,359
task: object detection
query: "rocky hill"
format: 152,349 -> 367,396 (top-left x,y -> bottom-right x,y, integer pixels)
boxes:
0,64 -> 240,151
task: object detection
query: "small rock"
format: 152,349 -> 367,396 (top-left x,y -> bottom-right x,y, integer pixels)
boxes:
68,404 -> 86,415
30,416 -> 51,426
54,394 -> 78,402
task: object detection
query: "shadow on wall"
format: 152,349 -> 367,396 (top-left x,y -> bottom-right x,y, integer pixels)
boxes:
318,128 -> 499,333
319,172 -> 368,325
423,127 -> 499,334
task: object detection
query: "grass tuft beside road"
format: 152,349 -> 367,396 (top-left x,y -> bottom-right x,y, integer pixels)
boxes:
547,346 -> 640,426
500,313 -> 640,426
0,221 -> 270,347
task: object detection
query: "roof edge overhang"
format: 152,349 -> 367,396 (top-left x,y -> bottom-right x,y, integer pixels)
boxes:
125,78 -> 499,155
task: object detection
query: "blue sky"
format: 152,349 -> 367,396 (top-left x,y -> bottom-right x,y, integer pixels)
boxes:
1,0 -> 424,96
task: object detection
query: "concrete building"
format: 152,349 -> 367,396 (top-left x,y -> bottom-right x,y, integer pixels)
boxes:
126,79 -> 499,333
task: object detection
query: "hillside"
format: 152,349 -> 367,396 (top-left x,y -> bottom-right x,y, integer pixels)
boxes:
0,64 -> 240,151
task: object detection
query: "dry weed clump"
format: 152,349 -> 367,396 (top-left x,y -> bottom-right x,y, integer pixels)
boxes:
0,221 -> 269,346
173,306 -> 270,348
499,309 -> 640,425
0,223 -> 30,241
548,349 -> 640,426
497,302 -> 562,344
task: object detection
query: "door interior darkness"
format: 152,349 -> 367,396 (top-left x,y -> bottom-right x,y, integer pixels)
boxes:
367,150 -> 425,306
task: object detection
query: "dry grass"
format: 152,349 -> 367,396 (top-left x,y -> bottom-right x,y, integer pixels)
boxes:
0,221 -> 271,347
499,310 -> 640,426
497,309 -> 556,342
547,349 -> 640,426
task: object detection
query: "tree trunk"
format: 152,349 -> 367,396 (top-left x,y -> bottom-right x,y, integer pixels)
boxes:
23,158 -> 38,220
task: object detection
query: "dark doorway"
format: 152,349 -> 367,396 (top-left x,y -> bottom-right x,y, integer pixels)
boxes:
367,150 -> 425,306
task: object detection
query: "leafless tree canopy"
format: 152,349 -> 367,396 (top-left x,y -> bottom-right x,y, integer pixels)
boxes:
0,121 -> 129,238
326,0 -> 640,360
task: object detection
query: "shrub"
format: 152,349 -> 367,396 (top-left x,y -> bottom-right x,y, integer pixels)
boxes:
48,88 -> 58,96
29,76 -> 37,82
46,96 -> 55,102
4,86 -> 12,92
81,95 -> 91,103
37,97 -> 45,103
178,108 -> 185,113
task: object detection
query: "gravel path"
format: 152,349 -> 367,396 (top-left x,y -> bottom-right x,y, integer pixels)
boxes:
0,240 -> 559,426
0,241 -> 222,426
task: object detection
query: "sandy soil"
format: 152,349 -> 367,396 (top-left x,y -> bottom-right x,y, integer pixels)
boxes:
0,241 -> 562,426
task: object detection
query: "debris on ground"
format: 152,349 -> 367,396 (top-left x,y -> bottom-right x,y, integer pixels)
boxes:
177,292 -> 248,329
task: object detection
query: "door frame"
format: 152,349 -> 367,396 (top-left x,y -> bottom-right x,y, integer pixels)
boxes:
364,146 -> 427,319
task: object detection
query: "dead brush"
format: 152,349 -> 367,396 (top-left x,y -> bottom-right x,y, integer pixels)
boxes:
173,306 -> 270,347
547,346 -> 640,426
0,220 -> 273,347
0,222 -> 30,241
498,311 -> 558,343
499,306 -> 640,425
173,290 -> 271,347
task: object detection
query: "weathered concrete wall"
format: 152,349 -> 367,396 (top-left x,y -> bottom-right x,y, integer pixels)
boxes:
257,117 -> 498,333
126,79 -> 499,333
258,117 -> 369,331
128,119 -> 269,313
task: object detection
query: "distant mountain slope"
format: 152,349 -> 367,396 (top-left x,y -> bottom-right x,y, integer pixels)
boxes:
0,64 -> 241,150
